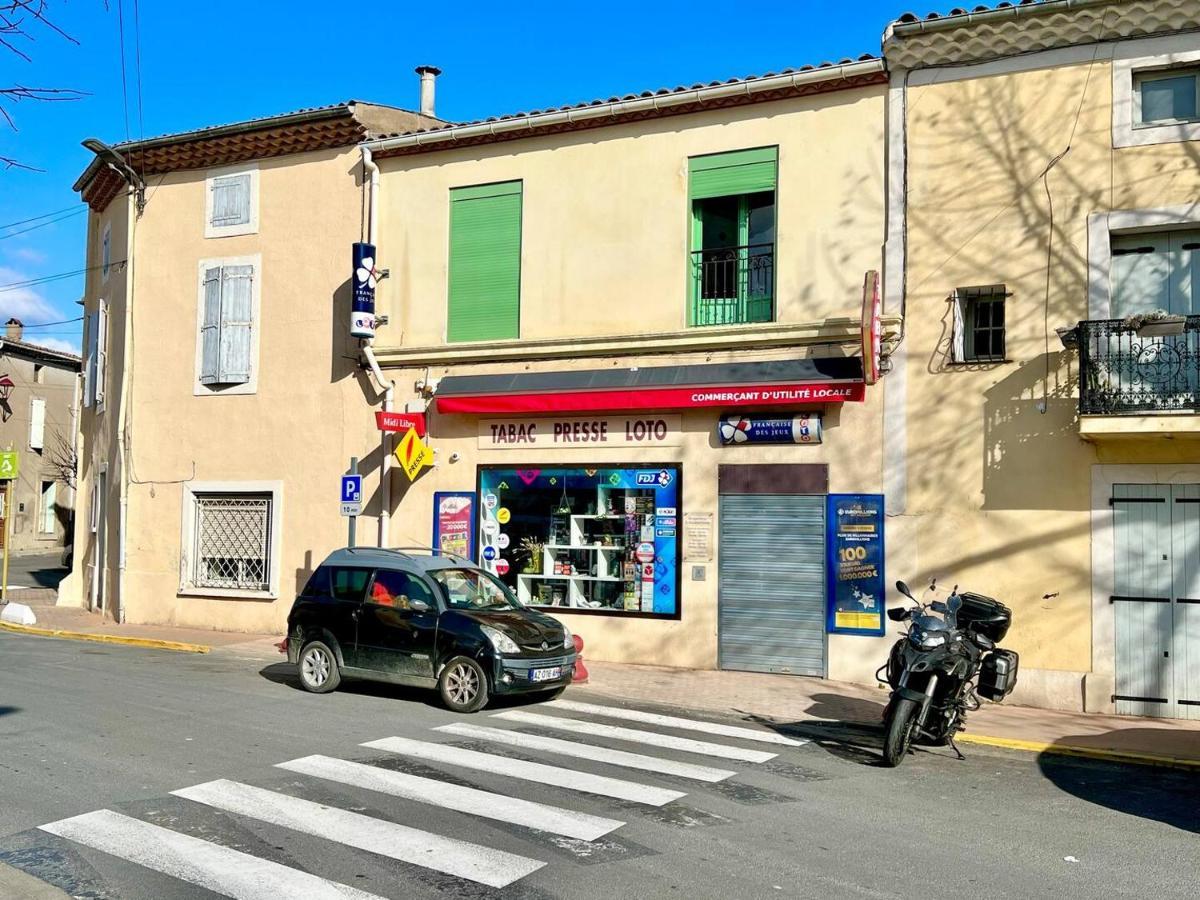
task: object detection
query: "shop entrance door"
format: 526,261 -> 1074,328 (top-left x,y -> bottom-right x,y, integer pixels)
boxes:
718,490 -> 826,676
1111,483 -> 1200,719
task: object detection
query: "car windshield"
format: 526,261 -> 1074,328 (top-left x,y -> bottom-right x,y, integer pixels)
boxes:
430,568 -> 522,611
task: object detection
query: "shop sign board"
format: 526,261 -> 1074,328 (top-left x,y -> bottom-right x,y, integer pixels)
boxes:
377,411 -> 427,436
433,491 -> 476,560
478,415 -> 681,449
717,414 -> 822,445
825,493 -> 885,635
0,451 -> 18,480
395,427 -> 434,482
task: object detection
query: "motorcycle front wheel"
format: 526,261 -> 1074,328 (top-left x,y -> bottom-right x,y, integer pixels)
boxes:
882,697 -> 919,767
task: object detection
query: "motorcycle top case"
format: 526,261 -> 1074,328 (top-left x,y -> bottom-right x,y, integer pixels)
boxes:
957,592 -> 1012,643
977,649 -> 1019,702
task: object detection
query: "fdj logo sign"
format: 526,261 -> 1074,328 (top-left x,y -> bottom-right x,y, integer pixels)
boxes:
636,469 -> 673,488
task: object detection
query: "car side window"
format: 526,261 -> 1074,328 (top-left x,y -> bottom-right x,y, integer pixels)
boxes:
330,567 -> 370,602
300,567 -> 329,597
369,569 -> 437,611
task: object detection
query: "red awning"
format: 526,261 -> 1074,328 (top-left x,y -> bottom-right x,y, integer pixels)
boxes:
436,381 -> 864,414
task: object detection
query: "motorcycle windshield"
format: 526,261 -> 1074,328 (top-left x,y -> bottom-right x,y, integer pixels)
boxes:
914,614 -> 949,633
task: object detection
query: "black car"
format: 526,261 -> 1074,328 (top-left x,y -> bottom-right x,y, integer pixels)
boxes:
286,547 -> 576,713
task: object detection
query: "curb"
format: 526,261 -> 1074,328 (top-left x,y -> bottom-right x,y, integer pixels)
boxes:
0,620 -> 210,654
957,732 -> 1200,770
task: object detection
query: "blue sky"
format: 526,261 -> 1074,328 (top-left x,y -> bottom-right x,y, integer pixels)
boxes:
0,0 -> 920,354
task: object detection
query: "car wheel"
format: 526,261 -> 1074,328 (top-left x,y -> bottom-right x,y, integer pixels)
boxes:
439,656 -> 489,713
298,640 -> 341,694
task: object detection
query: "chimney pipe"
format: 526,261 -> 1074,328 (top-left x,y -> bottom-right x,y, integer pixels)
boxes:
415,65 -> 441,118
5,318 -> 22,342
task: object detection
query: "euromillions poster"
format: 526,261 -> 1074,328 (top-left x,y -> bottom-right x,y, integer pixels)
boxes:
433,492 -> 477,561
826,494 -> 885,635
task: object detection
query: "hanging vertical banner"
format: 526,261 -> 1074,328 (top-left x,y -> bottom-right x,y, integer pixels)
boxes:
826,493 -> 885,635
861,269 -> 881,385
351,242 -> 377,339
433,492 -> 477,561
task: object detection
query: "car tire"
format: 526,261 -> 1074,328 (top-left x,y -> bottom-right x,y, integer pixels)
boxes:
438,656 -> 489,713
298,640 -> 341,694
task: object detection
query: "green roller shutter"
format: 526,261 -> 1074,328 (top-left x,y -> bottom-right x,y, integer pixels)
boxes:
448,180 -> 522,342
689,147 -> 777,200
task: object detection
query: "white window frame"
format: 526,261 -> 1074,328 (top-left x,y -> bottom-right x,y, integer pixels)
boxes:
1113,35 -> 1200,149
204,164 -> 259,239
29,396 -> 45,450
193,254 -> 261,396
101,222 -> 111,281
178,480 -> 283,600
1087,203 -> 1200,319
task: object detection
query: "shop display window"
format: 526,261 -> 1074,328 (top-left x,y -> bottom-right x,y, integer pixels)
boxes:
477,465 -> 680,617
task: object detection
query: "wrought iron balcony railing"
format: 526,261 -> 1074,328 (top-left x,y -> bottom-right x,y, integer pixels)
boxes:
690,243 -> 774,326
1078,316 -> 1200,415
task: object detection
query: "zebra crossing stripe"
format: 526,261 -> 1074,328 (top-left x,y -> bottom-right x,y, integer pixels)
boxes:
40,808 -> 386,900
436,722 -> 737,783
550,699 -> 808,747
491,711 -> 778,763
277,754 -> 624,841
172,780 -> 545,889
362,736 -> 686,806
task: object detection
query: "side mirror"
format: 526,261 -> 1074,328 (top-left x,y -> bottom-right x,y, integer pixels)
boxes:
410,598 -> 432,613
930,600 -> 948,614
948,595 -> 963,613
887,607 -> 910,622
895,580 -> 915,601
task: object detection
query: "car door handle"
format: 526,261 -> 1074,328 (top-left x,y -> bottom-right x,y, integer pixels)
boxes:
351,609 -> 360,621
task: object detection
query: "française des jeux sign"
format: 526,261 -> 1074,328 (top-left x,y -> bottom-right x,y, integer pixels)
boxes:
478,415 -> 682,449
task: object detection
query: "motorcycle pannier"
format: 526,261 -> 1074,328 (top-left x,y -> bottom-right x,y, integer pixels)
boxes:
957,592 -> 1012,643
977,649 -> 1019,701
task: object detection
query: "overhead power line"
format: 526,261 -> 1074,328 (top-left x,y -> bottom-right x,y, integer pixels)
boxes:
0,260 -> 127,293
0,207 -> 86,240
15,317 -> 84,329
0,205 -> 80,230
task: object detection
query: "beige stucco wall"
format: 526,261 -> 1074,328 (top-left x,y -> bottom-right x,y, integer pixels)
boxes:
899,43 -> 1200,706
375,87 -> 885,347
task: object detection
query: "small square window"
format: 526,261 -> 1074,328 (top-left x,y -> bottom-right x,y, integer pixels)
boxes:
204,166 -> 258,238
1136,69 -> 1199,125
953,286 -> 1007,363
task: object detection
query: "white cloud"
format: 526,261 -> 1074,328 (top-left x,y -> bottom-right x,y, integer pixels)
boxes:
26,336 -> 81,356
7,247 -> 48,265
0,266 -> 56,323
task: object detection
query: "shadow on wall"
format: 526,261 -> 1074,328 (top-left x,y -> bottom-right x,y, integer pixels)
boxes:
0,706 -> 19,718
1037,745 -> 1200,834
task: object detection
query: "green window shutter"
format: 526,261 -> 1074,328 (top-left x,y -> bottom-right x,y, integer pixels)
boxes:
448,180 -> 522,342
688,146 -> 777,200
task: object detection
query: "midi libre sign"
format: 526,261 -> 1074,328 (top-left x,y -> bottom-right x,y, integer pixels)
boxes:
479,415 -> 682,449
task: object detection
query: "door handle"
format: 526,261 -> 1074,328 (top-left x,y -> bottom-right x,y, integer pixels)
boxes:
351,609 -> 360,621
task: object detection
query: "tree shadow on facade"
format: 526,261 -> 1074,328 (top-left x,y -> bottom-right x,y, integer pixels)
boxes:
1037,746 -> 1200,834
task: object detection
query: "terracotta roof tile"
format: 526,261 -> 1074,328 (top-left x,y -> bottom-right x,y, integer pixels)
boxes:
893,0 -> 1047,26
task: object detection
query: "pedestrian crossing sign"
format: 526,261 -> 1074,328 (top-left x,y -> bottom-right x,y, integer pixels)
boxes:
0,451 -> 17,480
395,427 -> 434,482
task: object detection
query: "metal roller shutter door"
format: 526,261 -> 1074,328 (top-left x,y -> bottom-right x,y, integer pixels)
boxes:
718,493 -> 826,675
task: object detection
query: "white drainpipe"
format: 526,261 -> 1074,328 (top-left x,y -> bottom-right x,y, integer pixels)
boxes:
360,146 -> 393,548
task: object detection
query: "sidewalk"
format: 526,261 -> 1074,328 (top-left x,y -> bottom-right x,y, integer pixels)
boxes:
0,600 -> 281,658
575,661 -> 1200,768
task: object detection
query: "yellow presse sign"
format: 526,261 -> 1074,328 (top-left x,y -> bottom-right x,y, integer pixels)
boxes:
395,427 -> 433,482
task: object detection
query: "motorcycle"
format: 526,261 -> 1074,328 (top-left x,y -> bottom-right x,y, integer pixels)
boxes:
877,579 -> 1018,767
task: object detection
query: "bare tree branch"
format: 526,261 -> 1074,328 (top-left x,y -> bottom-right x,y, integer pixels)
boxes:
46,431 -> 77,489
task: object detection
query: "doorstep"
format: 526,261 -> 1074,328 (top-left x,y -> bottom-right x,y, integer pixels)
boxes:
574,661 -> 1200,767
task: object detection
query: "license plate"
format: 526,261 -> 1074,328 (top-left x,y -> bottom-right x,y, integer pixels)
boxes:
531,666 -> 562,683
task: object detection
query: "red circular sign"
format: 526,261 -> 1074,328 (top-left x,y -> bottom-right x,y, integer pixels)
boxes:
494,558 -> 510,576
635,542 -> 655,563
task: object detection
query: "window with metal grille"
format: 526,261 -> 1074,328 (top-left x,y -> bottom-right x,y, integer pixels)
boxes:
192,493 -> 272,591
951,285 -> 1007,363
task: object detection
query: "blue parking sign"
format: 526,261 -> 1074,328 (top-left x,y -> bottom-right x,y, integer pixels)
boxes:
341,475 -> 362,503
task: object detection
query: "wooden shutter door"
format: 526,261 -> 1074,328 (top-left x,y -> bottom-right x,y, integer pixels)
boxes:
218,265 -> 254,384
199,267 -> 222,385
29,397 -> 45,450
448,181 -> 522,343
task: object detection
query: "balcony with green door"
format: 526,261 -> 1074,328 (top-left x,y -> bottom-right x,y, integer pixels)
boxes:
689,147 -> 776,327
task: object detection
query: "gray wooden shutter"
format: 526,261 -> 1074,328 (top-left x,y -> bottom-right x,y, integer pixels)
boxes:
211,174 -> 251,227
218,265 -> 253,384
95,302 -> 108,407
200,267 -> 222,385
82,311 -> 96,408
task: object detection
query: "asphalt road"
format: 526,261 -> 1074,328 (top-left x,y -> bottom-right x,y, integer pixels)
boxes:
0,631 -> 1196,900
3,550 -> 67,590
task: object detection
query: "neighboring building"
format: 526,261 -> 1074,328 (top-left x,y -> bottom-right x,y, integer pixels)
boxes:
363,59 -> 894,682
884,0 -> 1200,717
62,97 -> 442,625
0,319 -> 81,554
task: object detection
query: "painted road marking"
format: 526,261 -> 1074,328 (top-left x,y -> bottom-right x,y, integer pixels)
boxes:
277,754 -> 623,841
362,736 -> 686,806
550,699 -> 808,747
172,779 -> 544,889
491,711 -> 778,763
40,808 -> 385,900
436,722 -> 737,783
